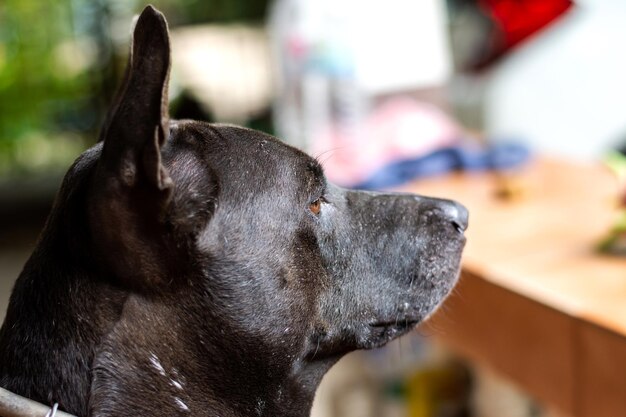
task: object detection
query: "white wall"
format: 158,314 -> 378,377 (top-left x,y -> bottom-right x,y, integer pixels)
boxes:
485,0 -> 626,160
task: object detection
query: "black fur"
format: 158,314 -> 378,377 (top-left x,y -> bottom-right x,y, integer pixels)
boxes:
0,6 -> 467,417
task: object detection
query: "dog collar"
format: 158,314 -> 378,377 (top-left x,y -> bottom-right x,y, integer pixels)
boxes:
0,387 -> 75,417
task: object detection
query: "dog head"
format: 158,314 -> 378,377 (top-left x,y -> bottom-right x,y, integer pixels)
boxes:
2,6 -> 467,416
86,5 -> 467,414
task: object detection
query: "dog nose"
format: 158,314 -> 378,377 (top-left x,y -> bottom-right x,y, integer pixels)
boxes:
441,200 -> 469,233
424,198 -> 467,233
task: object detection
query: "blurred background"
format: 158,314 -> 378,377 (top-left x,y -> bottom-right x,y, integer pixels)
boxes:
2,0 -> 626,416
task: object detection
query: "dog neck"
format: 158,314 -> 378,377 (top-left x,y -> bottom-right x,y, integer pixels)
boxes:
88,291 -> 329,417
0,155 -> 130,416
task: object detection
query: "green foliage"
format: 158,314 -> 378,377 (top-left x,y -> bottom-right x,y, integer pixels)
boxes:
0,0 -> 271,177
156,0 -> 270,25
604,151 -> 626,182
598,151 -> 626,255
0,0 -> 94,176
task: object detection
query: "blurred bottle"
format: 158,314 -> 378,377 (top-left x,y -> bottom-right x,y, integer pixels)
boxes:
268,0 -> 368,151
269,0 -> 453,177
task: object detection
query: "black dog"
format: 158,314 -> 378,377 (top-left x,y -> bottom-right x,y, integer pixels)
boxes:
0,6 -> 467,417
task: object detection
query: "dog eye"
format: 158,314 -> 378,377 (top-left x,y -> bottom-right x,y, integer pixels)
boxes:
309,198 -> 322,215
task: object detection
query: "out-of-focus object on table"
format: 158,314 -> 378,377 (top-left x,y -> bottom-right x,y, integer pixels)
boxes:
399,158 -> 626,417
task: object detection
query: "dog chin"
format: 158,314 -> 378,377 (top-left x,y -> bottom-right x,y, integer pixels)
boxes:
361,267 -> 464,349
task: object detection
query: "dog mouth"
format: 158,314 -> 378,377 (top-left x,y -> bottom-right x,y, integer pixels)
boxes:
364,317 -> 421,348
369,319 -> 420,329
305,317 -> 422,360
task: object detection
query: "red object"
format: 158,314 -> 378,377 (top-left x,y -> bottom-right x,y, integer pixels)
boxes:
476,0 -> 573,67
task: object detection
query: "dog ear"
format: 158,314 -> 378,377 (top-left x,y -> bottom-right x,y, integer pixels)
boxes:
90,6 -> 176,291
98,4 -> 172,196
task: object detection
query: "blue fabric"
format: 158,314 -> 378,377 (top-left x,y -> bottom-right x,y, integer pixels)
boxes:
351,141 -> 531,190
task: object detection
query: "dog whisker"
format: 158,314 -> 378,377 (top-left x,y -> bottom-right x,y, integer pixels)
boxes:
313,147 -> 345,168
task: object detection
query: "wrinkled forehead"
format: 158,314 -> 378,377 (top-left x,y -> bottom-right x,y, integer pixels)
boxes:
166,121 -> 325,202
